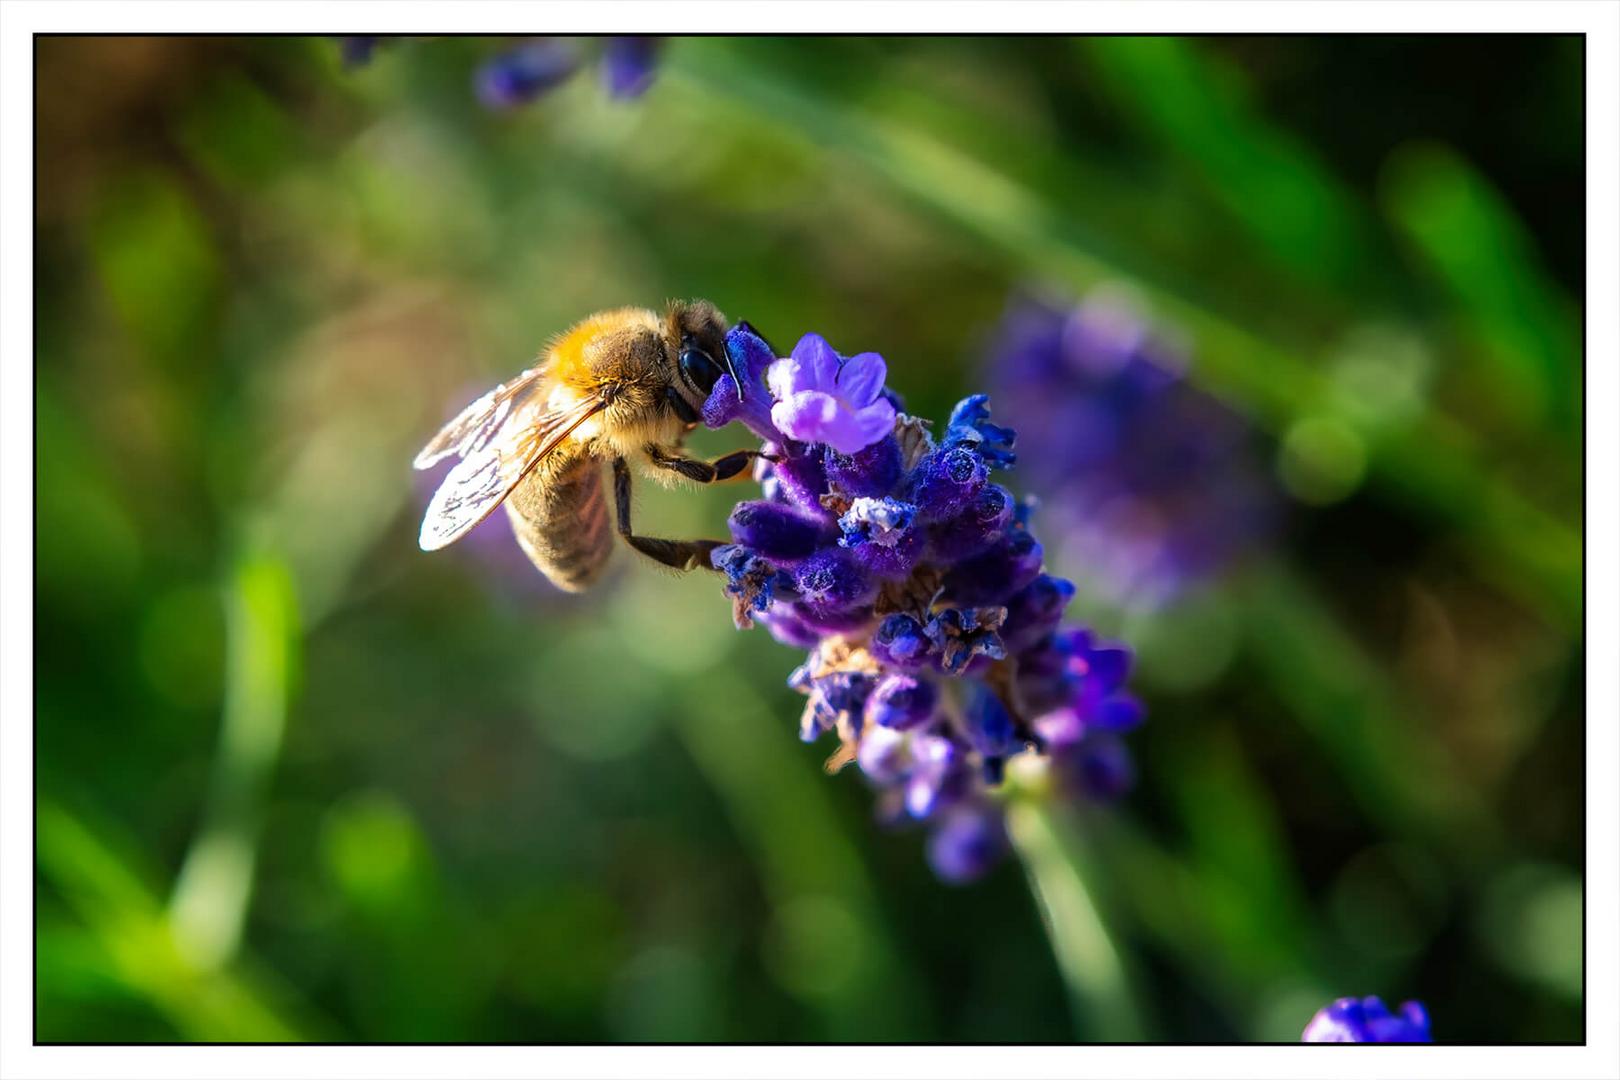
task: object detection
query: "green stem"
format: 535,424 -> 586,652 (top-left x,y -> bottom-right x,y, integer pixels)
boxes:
167,551 -> 298,971
1007,797 -> 1146,1042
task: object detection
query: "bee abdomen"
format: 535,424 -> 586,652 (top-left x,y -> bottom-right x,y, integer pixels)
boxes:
504,456 -> 613,592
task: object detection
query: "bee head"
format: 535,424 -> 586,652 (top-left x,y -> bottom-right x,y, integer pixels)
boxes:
664,299 -> 737,423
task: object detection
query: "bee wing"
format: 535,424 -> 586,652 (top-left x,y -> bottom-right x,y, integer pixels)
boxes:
417,393 -> 607,552
413,366 -> 551,471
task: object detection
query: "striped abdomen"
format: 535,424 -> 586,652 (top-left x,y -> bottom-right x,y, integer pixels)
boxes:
503,451 -> 613,592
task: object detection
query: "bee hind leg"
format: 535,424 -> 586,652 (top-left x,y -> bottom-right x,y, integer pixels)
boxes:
613,458 -> 725,573
645,444 -> 775,484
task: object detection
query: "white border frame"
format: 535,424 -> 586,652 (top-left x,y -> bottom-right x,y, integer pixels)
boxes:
2,3 -> 1614,1079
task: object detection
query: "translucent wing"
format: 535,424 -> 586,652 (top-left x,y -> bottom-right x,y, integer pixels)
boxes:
413,366 -> 550,471
417,392 -> 607,552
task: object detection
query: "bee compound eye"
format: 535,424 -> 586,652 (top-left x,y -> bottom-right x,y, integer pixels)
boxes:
679,346 -> 724,395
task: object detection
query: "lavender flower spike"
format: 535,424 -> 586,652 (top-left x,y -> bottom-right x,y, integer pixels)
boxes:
702,333 -> 1143,883
1302,997 -> 1432,1043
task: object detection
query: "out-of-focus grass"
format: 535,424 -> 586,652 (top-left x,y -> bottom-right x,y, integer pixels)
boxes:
169,553 -> 298,971
38,802 -> 320,1041
1008,795 -> 1147,1042
1382,141 -> 1582,438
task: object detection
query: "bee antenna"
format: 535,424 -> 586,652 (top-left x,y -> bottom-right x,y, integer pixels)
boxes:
723,349 -> 745,401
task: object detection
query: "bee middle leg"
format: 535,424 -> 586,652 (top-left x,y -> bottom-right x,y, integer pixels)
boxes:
645,444 -> 774,483
612,457 -> 725,573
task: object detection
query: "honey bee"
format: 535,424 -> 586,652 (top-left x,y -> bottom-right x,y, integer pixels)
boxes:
414,300 -> 767,592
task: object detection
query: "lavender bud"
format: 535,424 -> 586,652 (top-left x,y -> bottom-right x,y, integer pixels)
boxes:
705,325 -> 782,442
926,484 -> 1014,562
825,435 -> 902,497
942,530 -> 1043,606
864,674 -> 937,731
1000,574 -> 1077,653
849,530 -> 925,580
790,601 -> 876,635
772,450 -> 833,517
791,548 -> 874,623
728,501 -> 831,562
839,497 -> 923,580
907,446 -> 987,521
758,608 -> 822,649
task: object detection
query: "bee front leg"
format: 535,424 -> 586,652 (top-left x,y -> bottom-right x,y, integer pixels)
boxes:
612,458 -> 725,573
645,444 -> 775,484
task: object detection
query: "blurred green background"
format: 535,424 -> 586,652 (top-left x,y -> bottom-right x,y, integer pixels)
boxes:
34,35 -> 1582,1043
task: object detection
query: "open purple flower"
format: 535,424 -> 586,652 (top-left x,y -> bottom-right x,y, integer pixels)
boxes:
767,334 -> 897,455
1302,996 -> 1432,1043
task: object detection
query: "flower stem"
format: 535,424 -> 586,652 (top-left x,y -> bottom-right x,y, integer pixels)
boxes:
1007,797 -> 1147,1042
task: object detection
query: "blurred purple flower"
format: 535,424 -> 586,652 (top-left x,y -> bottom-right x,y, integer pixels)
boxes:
475,39 -> 580,109
339,36 -> 664,107
982,289 -> 1276,610
601,37 -> 663,99
767,334 -> 898,454
336,36 -> 387,69
702,324 -> 1143,884
1302,996 -> 1432,1043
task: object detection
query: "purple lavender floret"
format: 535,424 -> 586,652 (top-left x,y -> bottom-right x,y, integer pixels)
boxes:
767,333 -> 898,454
701,323 -> 1144,883
1302,996 -> 1432,1043
982,289 -> 1276,610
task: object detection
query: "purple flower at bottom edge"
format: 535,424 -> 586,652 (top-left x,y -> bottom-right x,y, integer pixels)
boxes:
1302,997 -> 1431,1043
767,333 -> 897,454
